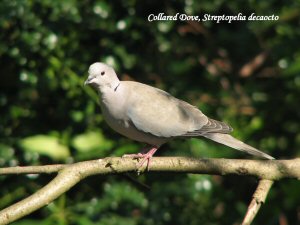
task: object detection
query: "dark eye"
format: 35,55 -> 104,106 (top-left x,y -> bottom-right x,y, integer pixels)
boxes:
101,71 -> 105,76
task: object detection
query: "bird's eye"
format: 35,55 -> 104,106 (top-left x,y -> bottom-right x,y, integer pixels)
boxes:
101,71 -> 105,76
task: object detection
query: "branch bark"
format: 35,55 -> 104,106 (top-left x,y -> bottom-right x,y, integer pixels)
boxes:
0,164 -> 67,174
242,179 -> 274,225
0,157 -> 299,225
1,157 -> 299,179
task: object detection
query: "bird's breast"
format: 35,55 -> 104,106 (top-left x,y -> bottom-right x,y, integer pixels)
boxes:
100,98 -> 167,146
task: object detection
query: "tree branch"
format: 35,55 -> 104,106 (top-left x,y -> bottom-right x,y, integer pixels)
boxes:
1,157 -> 299,179
0,157 -> 299,224
242,179 -> 274,225
0,164 -> 67,175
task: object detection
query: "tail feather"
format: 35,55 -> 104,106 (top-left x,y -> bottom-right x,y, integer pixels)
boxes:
202,133 -> 274,160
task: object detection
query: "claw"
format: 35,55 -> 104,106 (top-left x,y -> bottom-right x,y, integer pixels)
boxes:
122,146 -> 159,170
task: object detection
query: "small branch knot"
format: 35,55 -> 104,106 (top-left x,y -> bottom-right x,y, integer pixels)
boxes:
237,167 -> 248,175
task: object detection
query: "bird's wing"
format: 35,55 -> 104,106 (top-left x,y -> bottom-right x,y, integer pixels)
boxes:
181,118 -> 233,137
125,81 -> 209,138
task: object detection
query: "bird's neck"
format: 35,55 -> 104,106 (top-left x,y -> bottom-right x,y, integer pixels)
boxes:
99,81 -> 122,103
98,79 -> 120,95
99,82 -> 128,120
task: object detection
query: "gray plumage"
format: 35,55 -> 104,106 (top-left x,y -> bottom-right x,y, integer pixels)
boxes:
85,62 -> 274,160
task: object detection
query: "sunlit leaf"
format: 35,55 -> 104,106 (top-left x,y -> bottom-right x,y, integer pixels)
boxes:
20,135 -> 70,160
71,131 -> 114,153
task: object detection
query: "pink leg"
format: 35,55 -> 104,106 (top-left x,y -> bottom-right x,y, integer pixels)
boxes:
123,146 -> 159,170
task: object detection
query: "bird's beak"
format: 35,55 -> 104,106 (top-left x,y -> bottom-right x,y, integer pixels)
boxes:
84,76 -> 95,86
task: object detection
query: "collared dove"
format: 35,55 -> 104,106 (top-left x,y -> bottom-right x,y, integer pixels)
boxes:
85,62 -> 274,167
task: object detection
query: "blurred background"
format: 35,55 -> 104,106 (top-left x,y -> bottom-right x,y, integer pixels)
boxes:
0,0 -> 299,224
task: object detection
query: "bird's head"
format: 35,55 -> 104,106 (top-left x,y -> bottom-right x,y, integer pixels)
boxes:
85,62 -> 120,90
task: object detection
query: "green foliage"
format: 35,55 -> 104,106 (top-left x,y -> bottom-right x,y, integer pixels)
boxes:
20,135 -> 70,160
72,131 -> 114,160
0,0 -> 299,224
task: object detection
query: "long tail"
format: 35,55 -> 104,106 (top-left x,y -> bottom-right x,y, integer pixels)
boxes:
202,133 -> 274,159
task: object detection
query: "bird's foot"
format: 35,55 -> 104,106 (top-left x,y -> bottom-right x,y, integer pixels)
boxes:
122,146 -> 158,171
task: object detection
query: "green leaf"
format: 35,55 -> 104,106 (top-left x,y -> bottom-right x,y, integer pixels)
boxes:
71,131 -> 114,153
20,135 -> 70,160
0,144 -> 14,166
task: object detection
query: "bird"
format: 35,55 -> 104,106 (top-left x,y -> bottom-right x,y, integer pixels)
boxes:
84,62 -> 274,168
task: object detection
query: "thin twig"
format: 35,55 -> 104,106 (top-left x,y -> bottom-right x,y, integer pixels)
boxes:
242,179 -> 274,225
239,51 -> 268,77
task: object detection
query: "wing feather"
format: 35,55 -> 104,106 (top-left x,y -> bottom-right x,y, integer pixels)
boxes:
125,81 -> 208,138
181,118 -> 233,137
